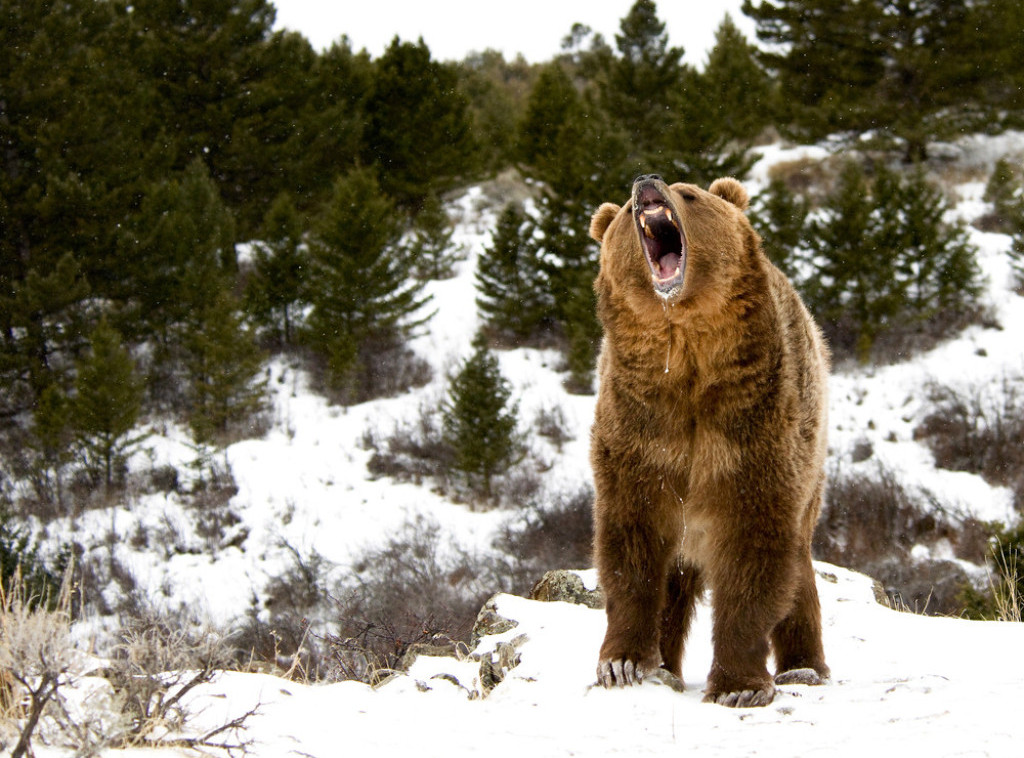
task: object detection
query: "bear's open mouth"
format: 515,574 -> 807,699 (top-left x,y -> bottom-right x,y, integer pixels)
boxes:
633,182 -> 686,295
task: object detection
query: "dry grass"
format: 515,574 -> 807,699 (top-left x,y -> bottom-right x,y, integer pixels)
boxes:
990,545 -> 1022,623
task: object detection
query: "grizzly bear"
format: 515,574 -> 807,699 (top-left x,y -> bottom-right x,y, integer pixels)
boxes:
588,174 -> 830,708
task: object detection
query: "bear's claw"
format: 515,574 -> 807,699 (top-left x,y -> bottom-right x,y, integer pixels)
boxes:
703,686 -> 776,708
597,658 -> 645,688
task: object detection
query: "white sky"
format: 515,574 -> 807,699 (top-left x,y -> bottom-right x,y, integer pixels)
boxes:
270,0 -> 755,66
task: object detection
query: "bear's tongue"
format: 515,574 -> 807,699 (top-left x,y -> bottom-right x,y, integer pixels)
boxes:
656,252 -> 681,280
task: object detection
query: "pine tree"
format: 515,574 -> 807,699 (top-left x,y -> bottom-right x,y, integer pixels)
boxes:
700,14 -> 773,145
533,196 -> 602,393
185,291 -> 268,445
362,38 -> 477,209
1,253 -> 90,408
803,161 -> 899,362
28,384 -> 74,512
1012,223 -> 1024,292
72,319 -> 145,489
742,0 -> 1006,158
408,191 -> 464,282
748,178 -> 810,279
120,159 -> 236,347
475,203 -> 551,344
982,158 -> 1024,234
303,168 -> 432,400
246,192 -> 307,346
881,167 -> 982,326
804,162 -> 984,362
441,334 -> 522,501
598,0 -> 687,156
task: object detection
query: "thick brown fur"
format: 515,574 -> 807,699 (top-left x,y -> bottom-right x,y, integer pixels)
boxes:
589,176 -> 830,707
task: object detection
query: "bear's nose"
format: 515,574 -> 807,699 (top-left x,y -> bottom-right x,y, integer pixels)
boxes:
634,173 -> 663,184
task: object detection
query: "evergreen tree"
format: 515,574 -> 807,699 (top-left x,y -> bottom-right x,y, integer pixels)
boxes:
0,507 -> 63,610
803,161 -> 899,362
122,0 -> 280,198
748,178 -> 810,279
246,192 -> 308,346
982,158 -> 1024,234
71,319 -> 145,489
442,334 -> 522,501
742,0 -> 1009,158
185,291 -> 268,445
362,38 -> 478,209
475,203 -> 551,344
881,167 -> 982,325
598,0 -> 687,157
303,168 -> 432,400
1012,224 -> 1024,293
700,14 -> 773,145
119,158 -> 236,350
0,253 -> 90,410
803,161 -> 984,361
457,50 -> 537,175
517,63 -> 581,174
408,192 -> 465,282
533,196 -> 603,393
293,39 -> 375,210
27,384 -> 74,513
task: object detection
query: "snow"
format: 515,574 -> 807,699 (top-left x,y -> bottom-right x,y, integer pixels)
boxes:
167,564 -> 1024,757
23,131 -> 1024,754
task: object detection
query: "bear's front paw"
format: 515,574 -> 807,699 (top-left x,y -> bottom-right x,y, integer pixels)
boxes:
774,667 -> 828,686
702,685 -> 776,708
597,657 -> 657,688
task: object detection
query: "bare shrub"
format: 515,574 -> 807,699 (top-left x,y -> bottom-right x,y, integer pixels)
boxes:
324,515 -> 490,682
0,566 -> 78,758
813,463 -> 982,615
364,399 -> 455,489
100,616 -> 256,752
1,567 -> 259,758
233,541 -> 333,680
487,486 -> 594,596
915,373 -> 1024,508
766,154 -> 846,205
533,404 -> 574,452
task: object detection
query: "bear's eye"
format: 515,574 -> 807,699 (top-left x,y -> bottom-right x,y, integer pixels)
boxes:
680,191 -> 697,202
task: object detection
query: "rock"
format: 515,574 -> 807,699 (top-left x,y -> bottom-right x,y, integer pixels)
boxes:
471,593 -> 519,647
529,570 -> 604,609
399,640 -> 469,672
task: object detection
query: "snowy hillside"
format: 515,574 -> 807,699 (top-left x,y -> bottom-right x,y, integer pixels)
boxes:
50,134 -> 1024,629
17,132 -> 1024,754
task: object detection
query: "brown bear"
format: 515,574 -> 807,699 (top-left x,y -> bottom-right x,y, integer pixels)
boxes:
588,174 -> 830,707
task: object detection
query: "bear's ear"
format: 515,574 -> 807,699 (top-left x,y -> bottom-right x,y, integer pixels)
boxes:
590,203 -> 621,242
708,177 -> 749,211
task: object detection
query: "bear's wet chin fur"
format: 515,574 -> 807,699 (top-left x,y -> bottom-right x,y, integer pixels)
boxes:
589,175 -> 831,707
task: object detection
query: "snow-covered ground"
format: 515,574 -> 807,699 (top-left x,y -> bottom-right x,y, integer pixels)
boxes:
175,564 -> 1023,757
22,132 -> 1024,754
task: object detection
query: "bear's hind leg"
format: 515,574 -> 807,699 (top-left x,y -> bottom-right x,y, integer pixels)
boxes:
772,552 -> 830,685
659,561 -> 703,680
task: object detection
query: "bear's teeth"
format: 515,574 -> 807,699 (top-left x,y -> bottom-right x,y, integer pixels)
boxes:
665,209 -> 673,223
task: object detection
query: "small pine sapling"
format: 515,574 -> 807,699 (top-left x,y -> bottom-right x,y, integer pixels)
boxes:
441,334 -> 523,502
